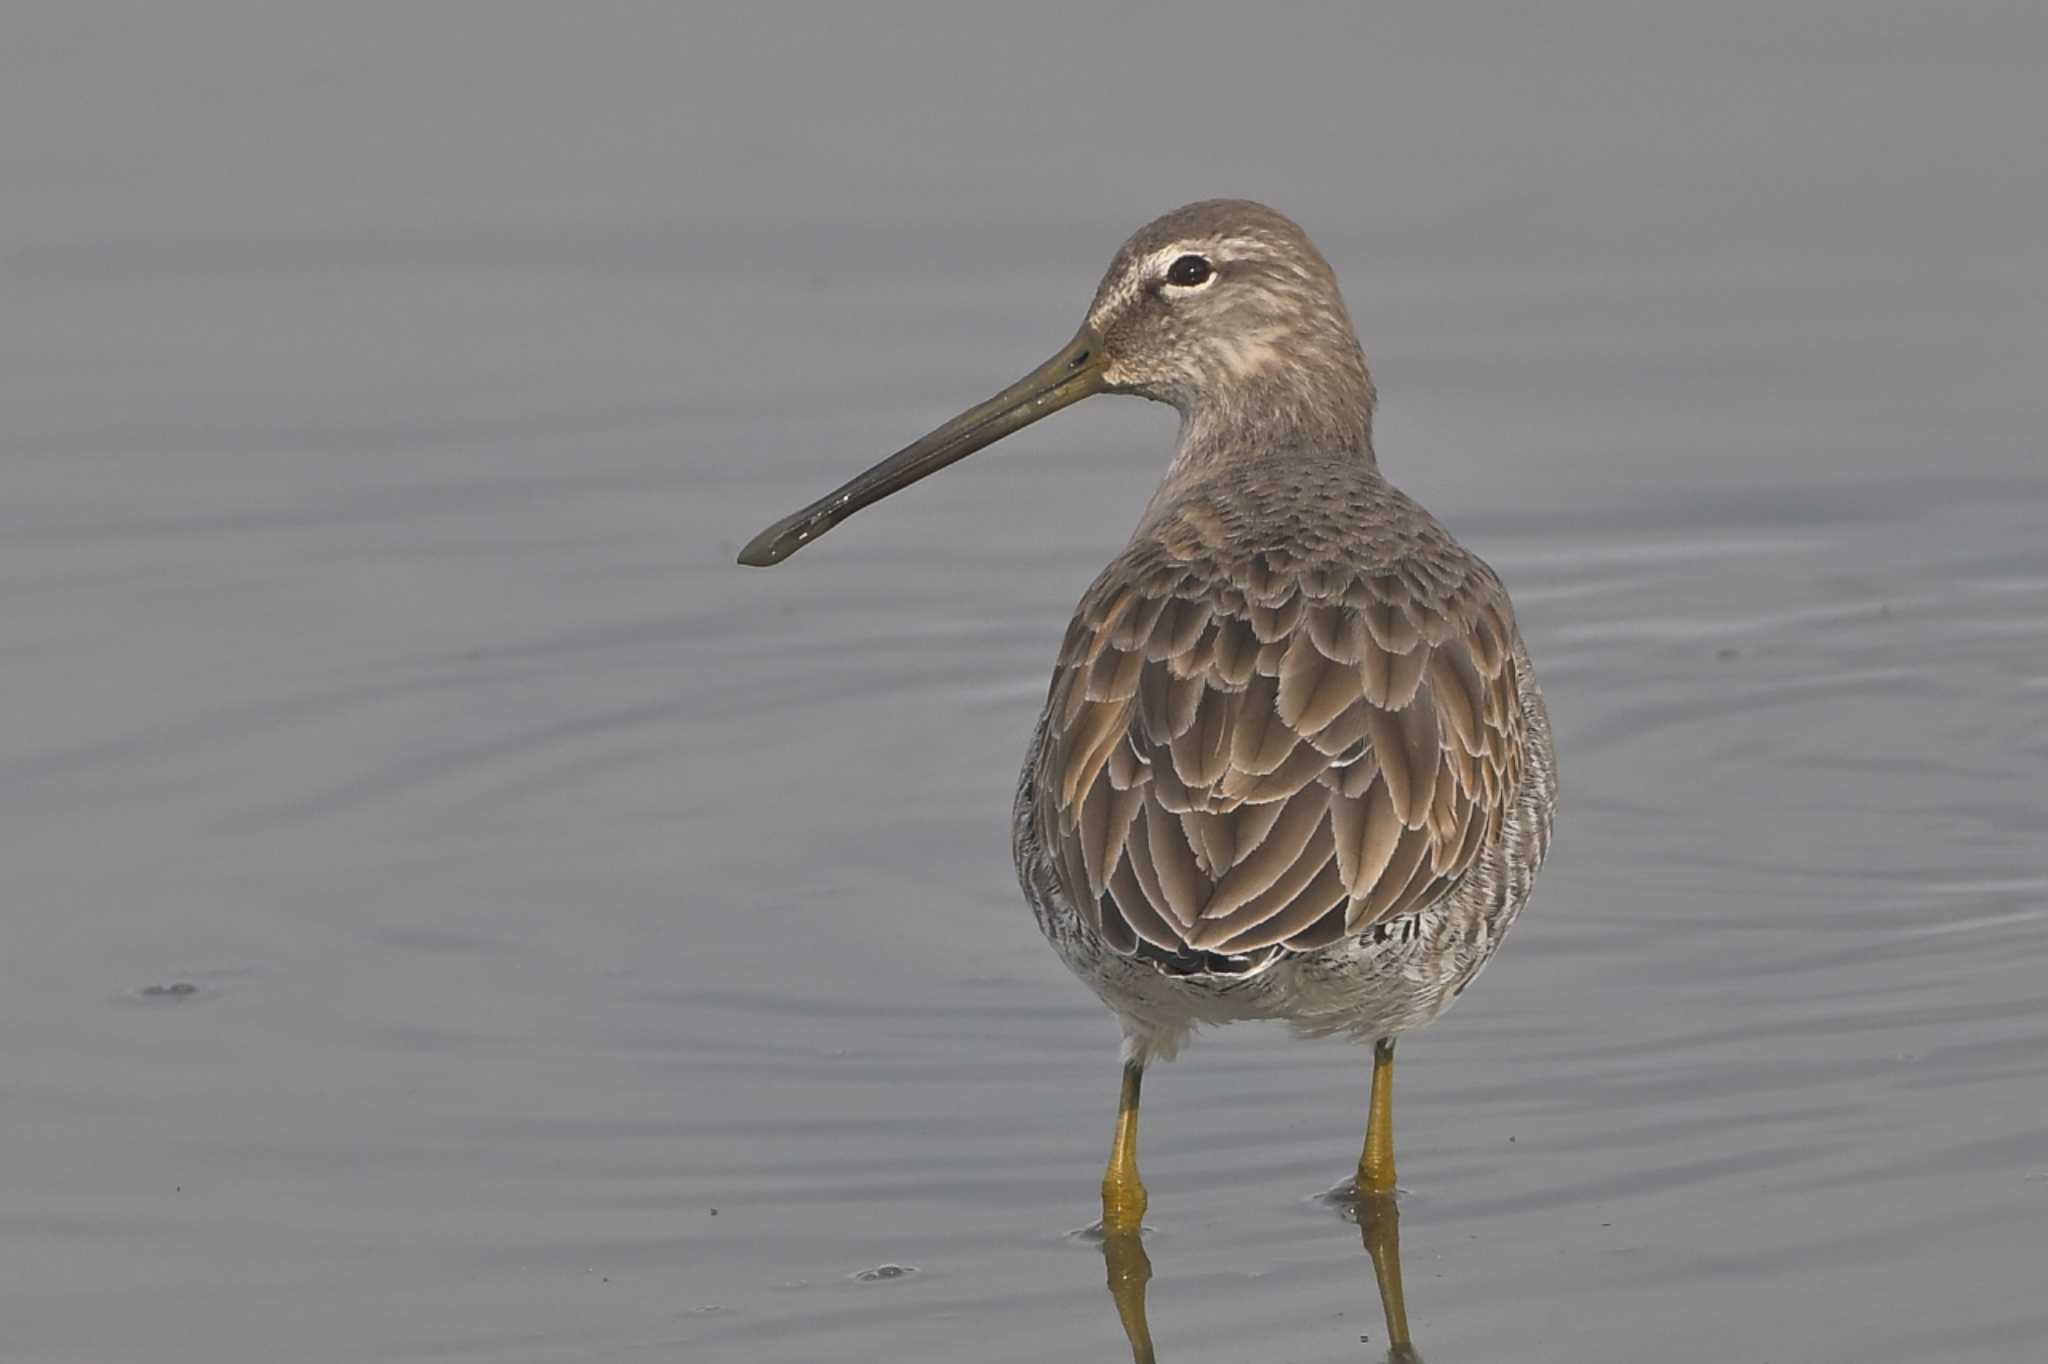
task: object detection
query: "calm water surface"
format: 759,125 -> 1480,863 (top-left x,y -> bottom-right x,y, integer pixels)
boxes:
5,5 -> 2045,1361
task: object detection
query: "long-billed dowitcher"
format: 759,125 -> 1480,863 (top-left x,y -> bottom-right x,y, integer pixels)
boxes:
740,200 -> 1557,1231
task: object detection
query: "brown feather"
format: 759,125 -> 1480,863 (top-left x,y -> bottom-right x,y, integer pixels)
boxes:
1107,733 -> 1147,790
1339,748 -> 1381,798
1150,753 -> 1206,814
1331,774 -> 1403,895
1224,798 -> 1287,868
1363,598 -> 1419,653
1146,597 -> 1210,661
1249,593 -> 1306,643
1170,687 -> 1235,788
1268,872 -> 1354,950
1201,789 -> 1327,920
1134,664 -> 1202,743
1351,821 -> 1435,926
1212,616 -> 1260,687
1364,707 -> 1416,825
1185,809 -> 1236,876
1215,854 -> 1350,953
1469,606 -> 1505,673
1227,674 -> 1293,775
1167,618 -> 1220,679
1087,644 -> 1144,703
1095,886 -> 1138,953
1060,698 -> 1129,811
1429,644 -> 1487,756
1221,742 -> 1327,804
1108,591 -> 1167,651
1079,779 -> 1144,898
1276,633 -> 1356,733
1305,602 -> 1366,663
1143,795 -> 1209,929
1394,688 -> 1442,829
1383,643 -> 1429,710
1307,698 -> 1369,757
1186,816 -> 1336,948
1107,857 -> 1181,952
1122,804 -> 1170,926
1035,475 -> 1536,972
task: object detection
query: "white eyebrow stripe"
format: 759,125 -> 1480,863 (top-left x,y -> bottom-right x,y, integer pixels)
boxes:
1139,244 -> 1197,278
1145,242 -> 1222,290
1083,238 -> 1230,329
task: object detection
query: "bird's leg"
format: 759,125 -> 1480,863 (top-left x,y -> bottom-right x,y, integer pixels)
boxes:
1357,1187 -> 1419,1361
1355,1037 -> 1417,1358
1101,1061 -> 1148,1233
1356,1036 -> 1398,1198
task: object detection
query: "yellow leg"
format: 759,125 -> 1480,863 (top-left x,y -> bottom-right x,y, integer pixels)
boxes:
1356,1036 -> 1398,1198
1101,1061 -> 1148,1233
1355,1038 -> 1415,1358
1357,1191 -> 1418,1361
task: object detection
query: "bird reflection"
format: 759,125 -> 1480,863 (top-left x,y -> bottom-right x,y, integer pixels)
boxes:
1097,1193 -> 1419,1362
1100,1227 -> 1159,1364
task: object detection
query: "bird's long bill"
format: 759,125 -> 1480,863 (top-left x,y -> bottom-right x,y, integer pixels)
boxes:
737,328 -> 1107,567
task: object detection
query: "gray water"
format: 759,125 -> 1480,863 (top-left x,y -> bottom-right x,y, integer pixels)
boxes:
5,5 -> 2046,1361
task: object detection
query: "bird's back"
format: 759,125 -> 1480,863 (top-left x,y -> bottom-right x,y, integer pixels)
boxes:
1018,453 -> 1552,982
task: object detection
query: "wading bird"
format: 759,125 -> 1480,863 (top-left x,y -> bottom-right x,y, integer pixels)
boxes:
740,200 -> 1557,1233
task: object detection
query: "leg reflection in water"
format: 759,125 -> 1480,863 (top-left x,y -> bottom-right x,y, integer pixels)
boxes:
1100,1224 -> 1158,1364
1096,1193 -> 1419,1363
1353,1193 -> 1419,1363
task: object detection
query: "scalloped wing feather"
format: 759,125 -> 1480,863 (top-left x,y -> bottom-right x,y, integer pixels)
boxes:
1039,527 -> 1525,971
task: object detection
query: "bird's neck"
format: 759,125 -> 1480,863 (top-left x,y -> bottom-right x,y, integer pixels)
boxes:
1169,360 -> 1378,481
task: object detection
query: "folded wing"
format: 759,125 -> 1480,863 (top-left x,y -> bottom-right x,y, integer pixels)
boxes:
1039,543 -> 1525,973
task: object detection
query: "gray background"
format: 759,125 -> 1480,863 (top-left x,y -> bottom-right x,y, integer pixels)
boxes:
5,4 -> 2045,1361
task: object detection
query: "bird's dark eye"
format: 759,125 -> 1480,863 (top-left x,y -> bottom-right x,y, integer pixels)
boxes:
1165,254 -> 1213,288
